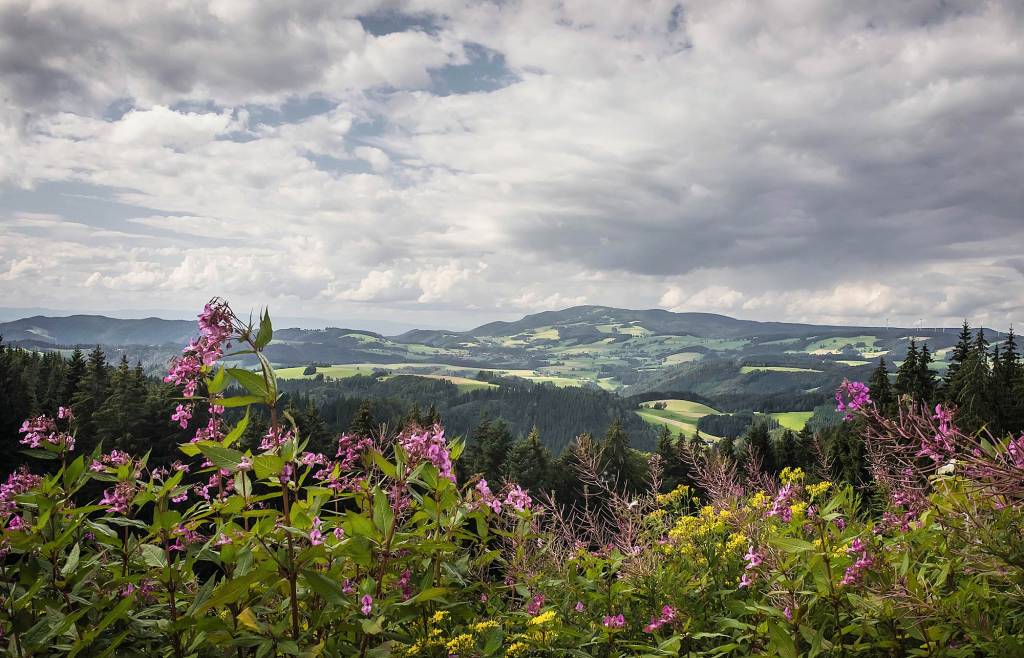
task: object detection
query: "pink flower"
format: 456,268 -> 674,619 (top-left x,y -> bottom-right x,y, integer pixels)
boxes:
783,606 -> 793,621
342,579 -> 355,594
58,406 -> 74,421
7,515 -> 25,531
527,593 -> 544,615
644,605 -> 677,633
100,482 -> 136,515
575,601 -> 585,612
333,527 -> 345,541
360,594 -> 373,616
835,380 -> 871,420
310,516 -> 323,546
602,614 -> 625,629
171,404 -> 193,430
399,425 -> 455,481
504,484 -> 532,512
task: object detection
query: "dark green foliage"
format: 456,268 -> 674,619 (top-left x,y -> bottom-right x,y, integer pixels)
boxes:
505,427 -> 553,494
348,400 -> 377,438
601,417 -> 645,493
463,417 -> 513,484
894,339 -> 919,400
743,422 -> 775,474
868,357 -> 894,413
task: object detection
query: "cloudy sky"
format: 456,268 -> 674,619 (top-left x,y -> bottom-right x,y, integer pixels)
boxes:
1,1 -> 1022,332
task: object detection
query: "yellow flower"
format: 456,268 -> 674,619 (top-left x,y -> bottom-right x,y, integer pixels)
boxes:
647,509 -> 667,522
806,481 -> 833,498
430,610 -> 450,625
472,620 -> 499,633
656,484 -> 690,508
726,532 -> 747,553
507,641 -> 530,657
445,634 -> 474,654
780,467 -> 806,485
528,610 -> 557,626
747,491 -> 770,510
790,502 -> 808,520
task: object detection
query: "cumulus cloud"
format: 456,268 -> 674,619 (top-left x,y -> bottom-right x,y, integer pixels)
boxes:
0,0 -> 1022,330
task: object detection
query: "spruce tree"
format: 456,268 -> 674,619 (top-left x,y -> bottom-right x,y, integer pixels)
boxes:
505,427 -> 552,494
997,328 -> 1024,433
915,343 -> 936,402
894,340 -> 919,400
945,321 -> 973,388
62,348 -> 86,404
744,422 -> 775,474
70,346 -> 110,452
947,333 -> 993,434
868,357 -> 894,413
601,417 -> 643,492
349,400 -> 377,438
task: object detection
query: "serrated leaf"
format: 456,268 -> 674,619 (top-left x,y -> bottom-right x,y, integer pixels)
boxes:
227,368 -> 270,399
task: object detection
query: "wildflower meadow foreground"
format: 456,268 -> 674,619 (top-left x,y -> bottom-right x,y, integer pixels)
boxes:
2,301 -> 1023,657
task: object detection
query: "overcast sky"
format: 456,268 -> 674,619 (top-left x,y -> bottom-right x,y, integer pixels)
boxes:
1,1 -> 1022,332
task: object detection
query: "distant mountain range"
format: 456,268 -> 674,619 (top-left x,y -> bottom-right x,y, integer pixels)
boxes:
0,306 -> 1001,405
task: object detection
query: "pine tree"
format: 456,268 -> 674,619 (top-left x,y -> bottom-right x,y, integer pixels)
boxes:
71,346 -> 110,452
349,400 -> 377,438
717,435 -> 736,461
406,401 -> 423,427
424,403 -> 441,426
505,427 -> 552,494
601,417 -> 643,492
868,357 -> 894,412
62,348 -> 86,405
945,321 -> 973,389
744,422 -> 775,474
915,343 -> 936,402
947,332 -> 993,434
655,425 -> 692,492
996,328 -> 1024,433
895,340 -> 919,400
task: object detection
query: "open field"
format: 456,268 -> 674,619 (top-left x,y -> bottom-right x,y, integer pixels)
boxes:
804,335 -> 879,355
740,365 -> 822,374
770,411 -> 814,430
635,399 -> 722,439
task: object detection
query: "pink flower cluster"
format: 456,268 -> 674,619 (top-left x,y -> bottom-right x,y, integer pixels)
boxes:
839,538 -> 875,586
0,468 -> 41,517
602,614 -> 626,629
18,415 -> 74,451
399,424 -> 454,482
100,482 -> 137,515
504,484 -> 532,512
310,516 -> 324,546
360,594 -> 373,616
397,568 -> 413,601
644,605 -> 678,633
169,524 -> 205,552
259,427 -> 294,452
835,379 -> 871,420
739,545 -> 764,588
766,484 -> 798,522
474,479 -> 503,513
526,593 -> 545,615
917,404 -> 957,464
89,450 -> 134,472
164,300 -> 234,400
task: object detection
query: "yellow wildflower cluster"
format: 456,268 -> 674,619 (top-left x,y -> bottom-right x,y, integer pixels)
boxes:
471,620 -> 499,633
806,481 -> 833,498
528,610 -> 557,626
726,532 -> 747,553
656,484 -> 690,508
507,641 -> 530,657
747,491 -> 770,510
646,508 -> 667,523
430,610 -> 450,625
445,633 -> 474,655
400,637 -> 445,656
779,467 -> 806,485
790,502 -> 808,521
665,505 -> 732,558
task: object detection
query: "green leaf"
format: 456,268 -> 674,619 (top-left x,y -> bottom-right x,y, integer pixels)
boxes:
771,537 -> 816,553
227,368 -> 270,399
208,366 -> 229,394
198,443 -> 244,471
253,454 -> 285,480
222,407 -> 250,447
302,570 -> 347,604
60,543 -> 80,577
768,620 -> 798,658
255,309 -> 273,349
218,395 -> 264,408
